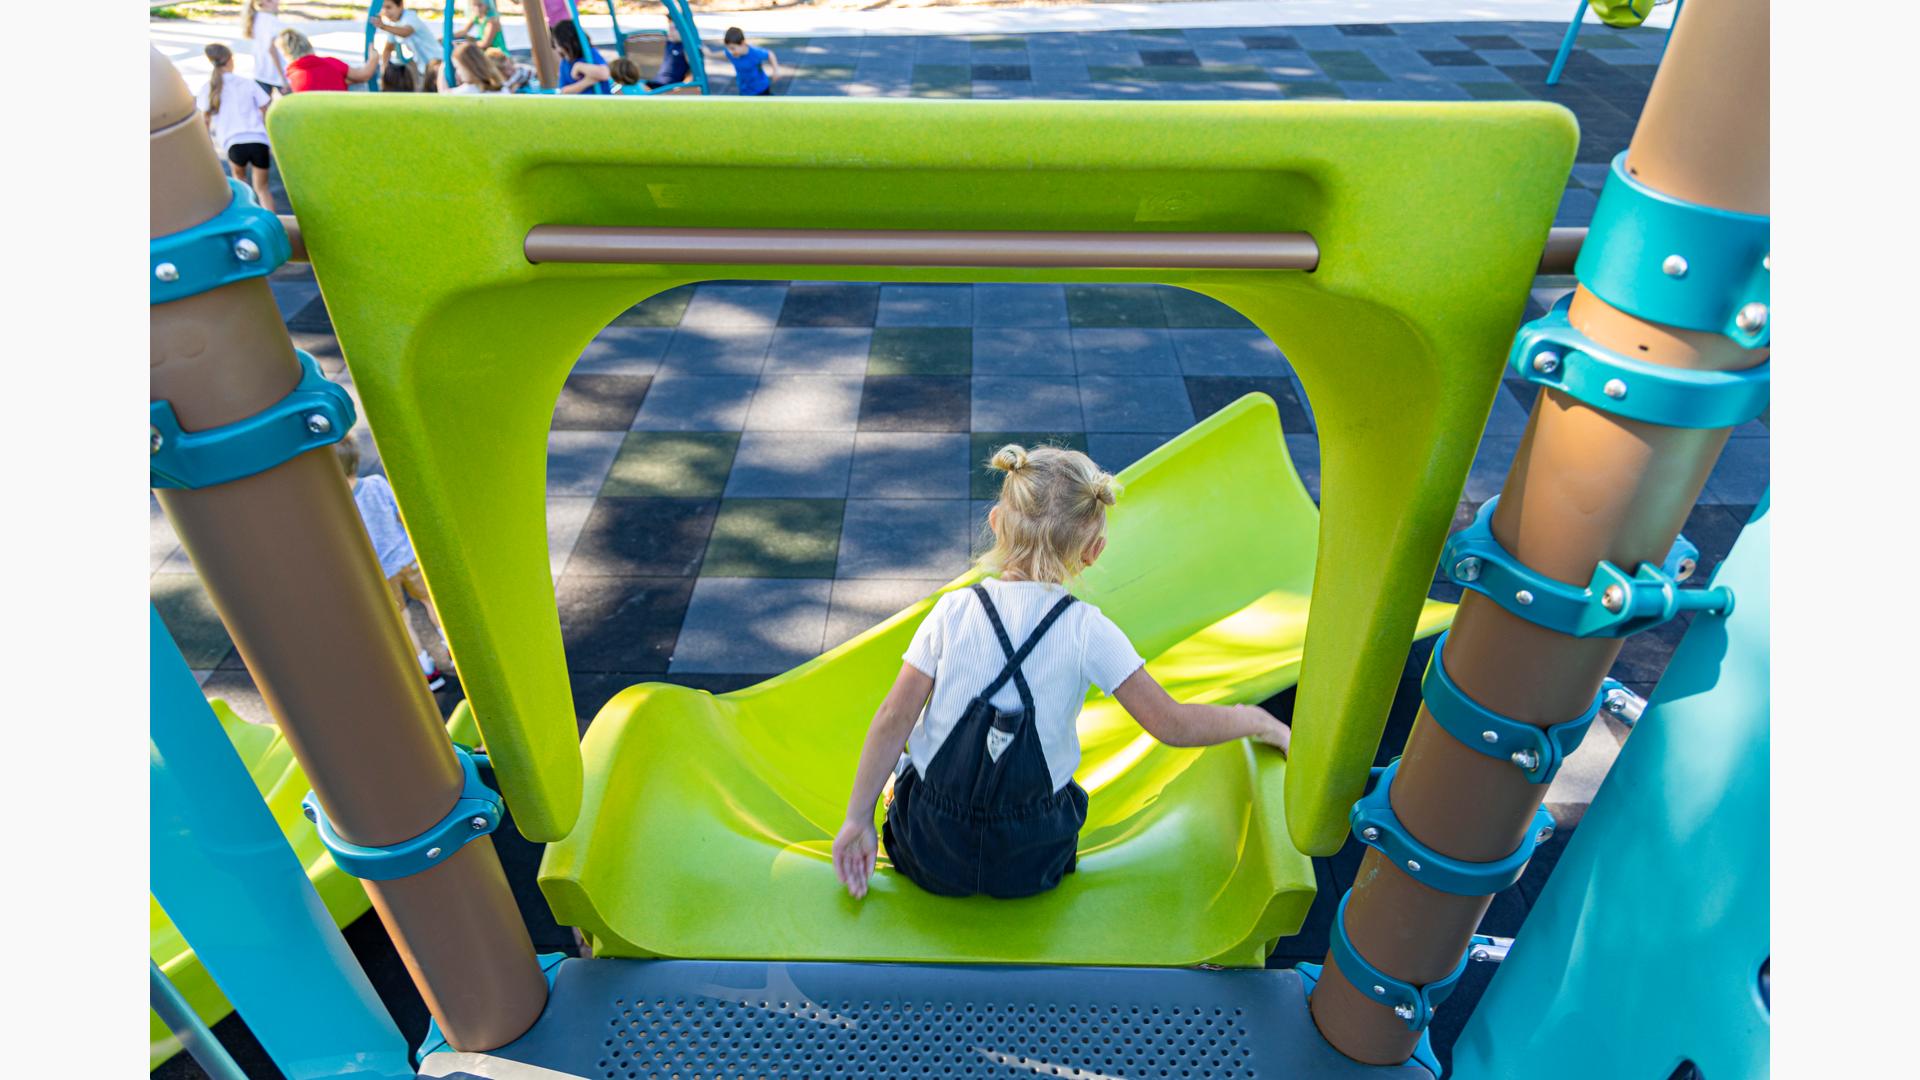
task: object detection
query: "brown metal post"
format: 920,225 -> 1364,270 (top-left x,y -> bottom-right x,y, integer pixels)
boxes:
1309,0 -> 1768,1065
150,49 -> 547,1051
522,0 -> 558,90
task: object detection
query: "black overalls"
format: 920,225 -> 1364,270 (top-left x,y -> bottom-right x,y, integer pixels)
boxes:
882,585 -> 1091,899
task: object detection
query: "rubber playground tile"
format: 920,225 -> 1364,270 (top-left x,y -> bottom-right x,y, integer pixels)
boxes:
825,578 -> 948,650
913,84 -> 973,99
972,63 -> 1031,81
1240,34 -> 1301,50
1481,387 -> 1534,438
968,431 -> 1089,498
1168,329 -> 1288,376
566,498 -> 719,577
545,431 -> 624,496
973,284 -> 1070,328
744,375 -> 864,432
556,576 -> 695,674
1284,433 -> 1322,503
601,432 -> 740,499
611,285 -> 694,327
1138,48 -> 1200,66
911,63 -> 972,88
700,498 -> 846,578
288,330 -> 344,373
857,375 -> 971,432
1086,432 -> 1172,473
837,498 -> 973,580
1184,377 -> 1314,433
550,374 -> 652,431
867,328 -> 972,376
724,431 -> 857,498
1464,437 -> 1522,504
970,377 -> 1085,433
1158,287 -> 1256,328
1065,285 -> 1166,328
546,497 -> 595,577
1281,81 -> 1349,99
150,498 -> 181,571
658,328 -> 772,377
151,573 -> 235,669
1139,64 -> 1277,84
876,284 -> 973,327
197,670 -> 273,727
679,283 -> 788,328
1703,438 -> 1769,506
764,328 -> 873,375
1461,81 -> 1534,100
1070,328 -> 1180,376
630,375 -> 758,432
971,328 -> 1074,377
778,283 -> 881,327
670,577 -> 834,674
1079,376 -> 1196,433
1306,50 -> 1392,81
1419,49 -> 1491,67
573,327 -> 671,375
1457,34 -> 1523,50
286,295 -> 332,332
1337,23 -> 1396,36
848,432 -> 971,499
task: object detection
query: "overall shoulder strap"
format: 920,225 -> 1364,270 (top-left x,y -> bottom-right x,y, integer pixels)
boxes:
972,587 -> 1077,718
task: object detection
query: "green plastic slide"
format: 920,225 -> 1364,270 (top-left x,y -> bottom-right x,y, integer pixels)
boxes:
271,94 -> 1572,963
541,395 -> 1453,966
149,700 -> 479,1069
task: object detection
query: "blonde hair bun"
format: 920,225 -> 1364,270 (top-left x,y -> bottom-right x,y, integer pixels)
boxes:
989,444 -> 1030,472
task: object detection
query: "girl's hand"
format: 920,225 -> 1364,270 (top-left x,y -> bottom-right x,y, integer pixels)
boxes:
1249,708 -> 1291,755
832,817 -> 878,899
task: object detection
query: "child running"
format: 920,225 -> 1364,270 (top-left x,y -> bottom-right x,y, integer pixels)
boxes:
335,437 -> 451,691
196,44 -> 276,213
242,0 -> 288,98
832,445 -> 1290,900
718,27 -> 778,97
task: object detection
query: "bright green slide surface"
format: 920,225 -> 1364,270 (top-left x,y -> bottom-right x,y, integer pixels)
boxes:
272,95 -> 1570,961
541,395 -> 1454,966
149,700 -> 478,1069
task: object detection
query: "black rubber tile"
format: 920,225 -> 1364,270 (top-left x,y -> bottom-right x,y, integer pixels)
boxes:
779,283 -> 881,327
857,375 -> 970,432
1184,376 -> 1314,433
566,498 -> 717,576
557,576 -> 695,673
550,374 -> 652,431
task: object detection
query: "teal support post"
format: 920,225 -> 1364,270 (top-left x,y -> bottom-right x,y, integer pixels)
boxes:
150,606 -> 413,1079
1450,495 -> 1770,1080
151,961 -> 248,1080
1546,0 -> 1588,85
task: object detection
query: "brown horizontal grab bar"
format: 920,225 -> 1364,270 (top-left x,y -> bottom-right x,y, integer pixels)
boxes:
524,226 -> 1321,271
280,216 -> 1585,274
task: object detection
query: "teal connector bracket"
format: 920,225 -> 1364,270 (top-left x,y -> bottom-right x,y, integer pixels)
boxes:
151,178 -> 291,305
1442,497 -> 1734,638
1351,760 -> 1556,896
1577,151 -> 1770,348
1422,630 -> 1621,783
1511,296 -> 1769,430
415,952 -> 567,1063
1313,893 -> 1498,1038
1297,962 -> 1441,1076
151,350 -> 354,490
303,744 -> 502,882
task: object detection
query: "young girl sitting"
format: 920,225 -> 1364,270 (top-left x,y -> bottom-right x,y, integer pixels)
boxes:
832,445 -> 1291,901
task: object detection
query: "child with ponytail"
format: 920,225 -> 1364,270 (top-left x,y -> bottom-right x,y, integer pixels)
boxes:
833,445 -> 1290,900
196,44 -> 276,213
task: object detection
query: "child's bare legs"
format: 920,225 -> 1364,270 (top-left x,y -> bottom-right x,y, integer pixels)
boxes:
248,164 -> 275,212
391,562 -> 450,671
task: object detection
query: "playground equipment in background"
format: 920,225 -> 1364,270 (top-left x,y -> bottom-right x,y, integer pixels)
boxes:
148,699 -> 480,1070
1549,0 -> 1684,84
149,0 -> 1767,1069
605,0 -> 710,95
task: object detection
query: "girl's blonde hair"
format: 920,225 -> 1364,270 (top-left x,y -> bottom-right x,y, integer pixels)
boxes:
203,44 -> 233,116
979,444 -> 1119,585
452,41 -> 504,91
242,0 -> 265,39
276,28 -> 313,61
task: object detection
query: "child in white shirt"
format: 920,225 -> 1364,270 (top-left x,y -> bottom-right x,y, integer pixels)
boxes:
196,44 -> 275,213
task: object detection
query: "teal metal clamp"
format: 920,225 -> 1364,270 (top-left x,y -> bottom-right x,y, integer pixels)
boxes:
1310,893 -> 1500,1039
416,952 -> 567,1062
151,178 -> 291,305
1442,496 -> 1734,638
150,350 -> 354,490
302,745 -> 502,882
1352,760 -> 1555,896
1297,961 -> 1441,1075
1576,151 -> 1770,349
1422,630 -> 1623,784
1511,295 -> 1770,429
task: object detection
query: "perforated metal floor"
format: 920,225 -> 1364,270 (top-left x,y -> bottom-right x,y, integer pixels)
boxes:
417,959 -> 1433,1080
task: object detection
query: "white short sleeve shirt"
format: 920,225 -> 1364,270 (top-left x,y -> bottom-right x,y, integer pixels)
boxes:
902,578 -> 1145,793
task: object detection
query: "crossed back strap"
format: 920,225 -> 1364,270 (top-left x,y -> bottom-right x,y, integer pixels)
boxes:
970,584 -> 1078,720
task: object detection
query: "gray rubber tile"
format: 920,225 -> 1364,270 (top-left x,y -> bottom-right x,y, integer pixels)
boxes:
1169,329 -> 1290,376
747,375 -> 866,431
1078,376 -> 1196,433
1071,328 -> 1181,376
970,376 -> 1084,431
670,577 -> 832,673
972,329 -> 1074,377
765,328 -> 874,375
546,431 -> 625,496
631,376 -> 759,432
847,432 -> 971,499
837,498 -> 972,580
724,431 -> 857,497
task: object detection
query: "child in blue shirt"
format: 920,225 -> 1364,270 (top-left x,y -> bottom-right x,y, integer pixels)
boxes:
719,26 -> 778,96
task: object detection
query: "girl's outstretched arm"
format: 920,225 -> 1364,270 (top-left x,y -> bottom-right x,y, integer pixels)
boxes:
1112,667 -> 1290,753
832,663 -> 934,899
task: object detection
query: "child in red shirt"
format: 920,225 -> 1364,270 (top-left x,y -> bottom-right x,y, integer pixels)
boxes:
277,28 -> 378,93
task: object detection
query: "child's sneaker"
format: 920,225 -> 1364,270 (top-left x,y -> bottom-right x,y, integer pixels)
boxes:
420,650 -> 447,691
426,668 -> 447,692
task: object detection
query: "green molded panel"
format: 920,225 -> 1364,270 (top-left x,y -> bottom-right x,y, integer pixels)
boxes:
269,97 -> 1574,858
